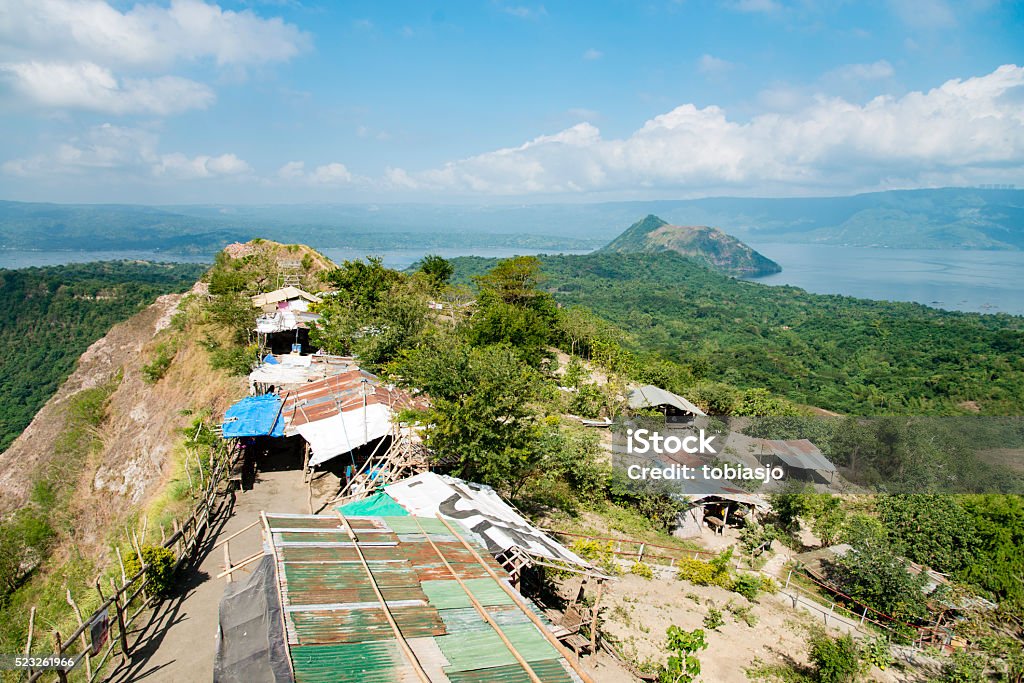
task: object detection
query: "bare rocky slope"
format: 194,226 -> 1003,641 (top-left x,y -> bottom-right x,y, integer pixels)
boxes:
0,283 -> 245,551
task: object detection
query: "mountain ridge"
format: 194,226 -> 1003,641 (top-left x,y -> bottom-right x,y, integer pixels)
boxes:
599,214 -> 782,277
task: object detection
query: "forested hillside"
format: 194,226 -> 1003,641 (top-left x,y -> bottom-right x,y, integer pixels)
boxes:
0,261 -> 207,451
452,252 -> 1024,415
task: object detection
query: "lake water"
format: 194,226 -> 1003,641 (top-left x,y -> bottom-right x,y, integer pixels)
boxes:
744,242 -> 1024,316
2,244 -> 1020,317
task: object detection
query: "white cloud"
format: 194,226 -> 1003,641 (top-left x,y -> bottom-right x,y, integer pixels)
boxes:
277,160 -> 306,179
0,0 -> 307,117
309,163 -> 353,185
698,54 -> 734,77
500,4 -> 547,19
827,60 -> 895,82
583,48 -> 603,61
0,0 -> 311,69
2,123 -> 251,180
1,61 -> 214,114
155,152 -> 251,179
276,160 -> 354,185
385,64 -> 1024,195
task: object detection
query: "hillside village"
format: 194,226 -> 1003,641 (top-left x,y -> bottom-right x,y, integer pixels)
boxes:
0,239 -> 1021,683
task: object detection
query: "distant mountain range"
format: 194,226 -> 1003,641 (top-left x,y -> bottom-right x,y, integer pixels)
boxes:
0,187 -> 1021,253
599,215 -> 781,277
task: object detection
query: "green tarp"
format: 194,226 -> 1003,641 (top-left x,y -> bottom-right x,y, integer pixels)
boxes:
337,492 -> 409,517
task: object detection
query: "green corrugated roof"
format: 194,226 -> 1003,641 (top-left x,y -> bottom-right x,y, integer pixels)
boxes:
338,492 -> 410,517
291,641 -> 413,683
268,512 -> 575,682
446,659 -> 576,683
434,622 -> 559,672
420,577 -> 516,610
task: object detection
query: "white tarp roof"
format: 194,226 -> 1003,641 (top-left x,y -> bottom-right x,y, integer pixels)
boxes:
295,403 -> 393,467
628,384 -> 707,417
251,287 -> 322,308
384,473 -> 593,571
255,310 -> 321,334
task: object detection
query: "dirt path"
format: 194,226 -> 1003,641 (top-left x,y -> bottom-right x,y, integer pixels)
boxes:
107,468 -> 312,682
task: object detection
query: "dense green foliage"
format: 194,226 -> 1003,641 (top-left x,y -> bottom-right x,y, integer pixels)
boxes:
452,252 -> 1024,415
124,546 -> 177,600
0,261 -> 205,451
808,633 -> 862,683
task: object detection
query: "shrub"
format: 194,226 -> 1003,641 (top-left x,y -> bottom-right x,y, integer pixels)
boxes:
939,651 -> 986,683
703,608 -> 724,630
676,548 -> 736,589
124,545 -> 177,600
732,573 -> 763,602
726,601 -> 759,627
570,539 -> 621,576
860,636 -> 893,671
142,341 -> 176,383
630,561 -> 654,579
809,633 -> 861,683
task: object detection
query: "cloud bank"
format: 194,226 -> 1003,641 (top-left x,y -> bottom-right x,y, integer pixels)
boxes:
384,64 -> 1024,195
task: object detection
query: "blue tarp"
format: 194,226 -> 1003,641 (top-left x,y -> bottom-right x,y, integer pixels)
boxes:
263,354 -> 279,365
221,394 -> 285,438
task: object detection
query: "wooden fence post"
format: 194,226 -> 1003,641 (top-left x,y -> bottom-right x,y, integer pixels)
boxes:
65,589 -> 91,681
110,578 -> 130,658
53,631 -> 68,683
115,546 -> 127,586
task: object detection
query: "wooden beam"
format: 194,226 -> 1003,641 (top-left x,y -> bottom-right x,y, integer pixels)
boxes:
435,515 -> 597,683
335,511 -> 432,683
413,516 -> 543,683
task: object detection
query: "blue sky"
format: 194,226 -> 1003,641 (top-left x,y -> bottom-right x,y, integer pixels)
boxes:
1,0 -> 1022,203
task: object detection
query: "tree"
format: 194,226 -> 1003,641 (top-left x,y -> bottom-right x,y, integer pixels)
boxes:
321,256 -> 403,309
830,536 -> 930,622
876,495 -> 979,575
467,256 -> 558,366
416,254 -> 454,292
395,337 -> 544,496
659,626 -> 707,683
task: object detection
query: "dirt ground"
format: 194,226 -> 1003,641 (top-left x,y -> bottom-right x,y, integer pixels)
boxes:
599,570 -> 819,682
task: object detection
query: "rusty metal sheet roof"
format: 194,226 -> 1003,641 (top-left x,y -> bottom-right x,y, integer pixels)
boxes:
265,513 -> 580,683
280,370 -> 424,430
757,438 -> 837,473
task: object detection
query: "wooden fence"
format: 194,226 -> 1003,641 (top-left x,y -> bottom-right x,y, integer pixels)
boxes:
22,438 -> 240,683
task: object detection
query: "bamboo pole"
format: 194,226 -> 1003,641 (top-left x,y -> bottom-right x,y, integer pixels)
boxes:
115,547 -> 127,587
334,512 -> 431,683
216,551 -> 264,579
435,515 -> 596,683
212,520 -> 261,550
412,516 -> 543,683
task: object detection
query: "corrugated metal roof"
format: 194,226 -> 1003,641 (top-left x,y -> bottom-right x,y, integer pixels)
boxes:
757,438 -> 837,473
264,512 -> 582,683
280,370 -> 423,431
628,384 -> 707,417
